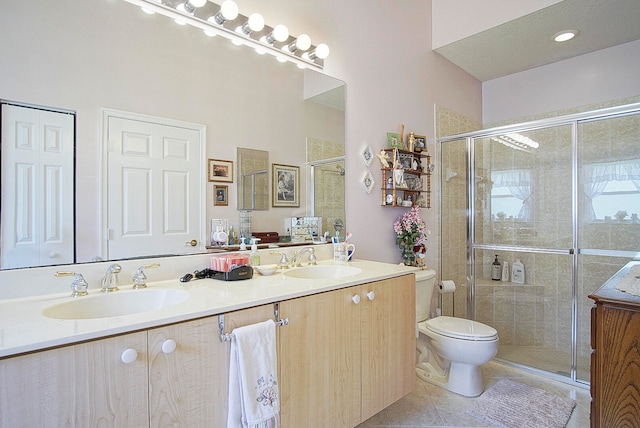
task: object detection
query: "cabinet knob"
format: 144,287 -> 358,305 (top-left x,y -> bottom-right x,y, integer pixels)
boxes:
121,348 -> 138,364
366,291 -> 375,301
161,339 -> 177,354
351,295 -> 361,305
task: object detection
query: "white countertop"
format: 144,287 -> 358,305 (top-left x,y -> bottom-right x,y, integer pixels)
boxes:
0,259 -> 415,357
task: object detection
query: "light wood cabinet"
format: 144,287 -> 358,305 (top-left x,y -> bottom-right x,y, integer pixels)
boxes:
0,331 -> 148,428
148,305 -> 274,427
0,305 -> 274,428
279,274 -> 415,427
0,276 -> 414,428
589,263 -> 640,428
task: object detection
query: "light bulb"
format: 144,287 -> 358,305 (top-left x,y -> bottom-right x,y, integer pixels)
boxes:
180,0 -> 206,14
273,25 -> 289,42
286,34 -> 311,52
315,43 -> 330,59
237,13 -> 264,35
220,0 -> 239,21
247,13 -> 265,32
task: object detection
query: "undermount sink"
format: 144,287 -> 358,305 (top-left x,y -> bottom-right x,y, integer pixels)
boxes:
283,265 -> 362,279
42,289 -> 190,320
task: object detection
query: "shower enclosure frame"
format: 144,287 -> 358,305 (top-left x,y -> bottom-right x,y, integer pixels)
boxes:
438,102 -> 640,384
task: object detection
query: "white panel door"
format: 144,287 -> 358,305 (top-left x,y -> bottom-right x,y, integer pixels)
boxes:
106,115 -> 203,260
1,104 -> 75,269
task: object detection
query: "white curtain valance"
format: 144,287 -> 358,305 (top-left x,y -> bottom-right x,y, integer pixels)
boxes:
582,159 -> 640,184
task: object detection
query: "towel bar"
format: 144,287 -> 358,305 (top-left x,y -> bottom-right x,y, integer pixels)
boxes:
218,302 -> 289,342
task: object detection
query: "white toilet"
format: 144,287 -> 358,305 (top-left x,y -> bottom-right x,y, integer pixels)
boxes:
414,270 -> 499,397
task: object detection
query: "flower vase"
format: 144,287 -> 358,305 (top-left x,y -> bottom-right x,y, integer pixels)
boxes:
401,248 -> 416,266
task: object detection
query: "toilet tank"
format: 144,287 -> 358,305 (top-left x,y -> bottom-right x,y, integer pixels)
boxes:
415,269 -> 436,322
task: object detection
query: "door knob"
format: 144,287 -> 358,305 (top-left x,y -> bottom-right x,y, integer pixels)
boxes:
185,239 -> 198,247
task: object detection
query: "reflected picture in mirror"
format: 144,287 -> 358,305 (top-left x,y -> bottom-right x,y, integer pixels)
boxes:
272,164 -> 300,208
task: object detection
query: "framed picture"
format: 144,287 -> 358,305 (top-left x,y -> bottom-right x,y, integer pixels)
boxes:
361,144 -> 373,166
387,132 -> 402,149
362,169 -> 375,193
208,158 -> 234,182
414,134 -> 426,152
214,185 -> 228,206
272,164 -> 299,207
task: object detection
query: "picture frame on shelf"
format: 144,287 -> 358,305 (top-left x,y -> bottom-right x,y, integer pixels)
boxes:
386,132 -> 402,149
214,185 -> 228,206
272,163 -> 299,207
208,158 -> 234,182
414,135 -> 426,152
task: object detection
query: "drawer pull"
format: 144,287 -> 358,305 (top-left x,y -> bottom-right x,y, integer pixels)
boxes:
366,291 -> 375,301
352,295 -> 361,305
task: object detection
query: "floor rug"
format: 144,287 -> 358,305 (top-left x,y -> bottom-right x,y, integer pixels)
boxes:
465,378 -> 576,428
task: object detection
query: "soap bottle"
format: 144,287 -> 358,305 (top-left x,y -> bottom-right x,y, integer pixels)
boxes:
228,226 -> 236,245
511,259 -> 525,284
491,255 -> 501,281
250,238 -> 260,266
501,261 -> 509,282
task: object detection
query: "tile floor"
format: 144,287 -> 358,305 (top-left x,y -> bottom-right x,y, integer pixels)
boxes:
357,361 -> 591,427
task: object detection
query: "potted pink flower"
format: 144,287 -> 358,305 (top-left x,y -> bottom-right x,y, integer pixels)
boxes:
393,206 -> 430,266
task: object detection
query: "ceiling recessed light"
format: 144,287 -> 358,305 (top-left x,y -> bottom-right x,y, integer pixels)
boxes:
553,30 -> 578,42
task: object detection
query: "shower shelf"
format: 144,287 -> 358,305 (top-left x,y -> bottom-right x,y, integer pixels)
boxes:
380,148 -> 432,208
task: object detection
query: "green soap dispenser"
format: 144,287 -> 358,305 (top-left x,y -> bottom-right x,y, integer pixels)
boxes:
250,238 -> 261,266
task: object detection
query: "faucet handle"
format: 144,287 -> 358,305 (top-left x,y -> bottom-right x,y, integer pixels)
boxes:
270,251 -> 290,269
132,263 -> 160,289
56,271 -> 89,297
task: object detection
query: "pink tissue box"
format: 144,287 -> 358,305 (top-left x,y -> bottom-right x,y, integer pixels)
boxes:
210,253 -> 250,272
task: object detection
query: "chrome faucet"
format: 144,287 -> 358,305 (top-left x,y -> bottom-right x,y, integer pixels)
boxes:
55,271 -> 89,297
271,251 -> 290,269
101,263 -> 122,292
132,263 -> 160,289
290,247 -> 317,267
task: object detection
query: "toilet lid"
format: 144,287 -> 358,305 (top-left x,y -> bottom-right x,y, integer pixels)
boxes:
424,316 -> 498,341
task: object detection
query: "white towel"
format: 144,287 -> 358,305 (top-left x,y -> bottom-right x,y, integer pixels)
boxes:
227,319 -> 280,428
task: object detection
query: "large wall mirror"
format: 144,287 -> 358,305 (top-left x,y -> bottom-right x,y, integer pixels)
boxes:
0,0 -> 345,271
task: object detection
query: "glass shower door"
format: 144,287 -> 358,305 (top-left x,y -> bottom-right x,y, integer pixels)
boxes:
472,125 -> 575,377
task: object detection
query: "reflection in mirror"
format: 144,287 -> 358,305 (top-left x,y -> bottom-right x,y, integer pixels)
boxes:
307,138 -> 346,236
0,0 -> 345,271
237,148 -> 269,210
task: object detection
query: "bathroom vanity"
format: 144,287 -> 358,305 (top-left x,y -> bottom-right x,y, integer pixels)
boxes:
589,261 -> 640,428
0,254 -> 415,427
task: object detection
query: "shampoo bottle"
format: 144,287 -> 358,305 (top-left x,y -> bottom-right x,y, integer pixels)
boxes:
511,259 -> 525,284
501,261 -> 509,282
250,238 -> 261,266
492,255 -> 501,281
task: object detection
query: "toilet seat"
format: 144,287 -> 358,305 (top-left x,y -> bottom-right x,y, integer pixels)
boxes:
421,316 -> 498,341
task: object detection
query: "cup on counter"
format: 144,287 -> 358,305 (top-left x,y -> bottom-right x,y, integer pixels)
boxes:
334,243 -> 356,262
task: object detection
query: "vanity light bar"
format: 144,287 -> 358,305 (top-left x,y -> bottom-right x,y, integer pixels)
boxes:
121,0 -> 327,71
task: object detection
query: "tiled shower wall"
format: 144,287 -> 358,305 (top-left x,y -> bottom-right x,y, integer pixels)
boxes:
306,138 -> 345,235
436,105 -> 481,318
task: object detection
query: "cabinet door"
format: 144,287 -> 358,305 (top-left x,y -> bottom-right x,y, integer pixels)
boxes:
360,275 -> 415,421
148,306 -> 274,427
0,331 -> 148,428
279,287 -> 361,428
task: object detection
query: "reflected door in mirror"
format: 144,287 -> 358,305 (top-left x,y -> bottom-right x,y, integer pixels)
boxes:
106,113 -> 204,259
1,104 -> 75,268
